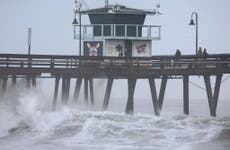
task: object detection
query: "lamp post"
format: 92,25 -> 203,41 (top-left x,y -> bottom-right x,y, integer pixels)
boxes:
27,27 -> 32,55
189,12 -> 198,56
27,27 -> 32,68
73,0 -> 82,56
79,10 -> 82,56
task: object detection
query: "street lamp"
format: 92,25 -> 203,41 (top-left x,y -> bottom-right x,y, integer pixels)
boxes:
73,0 -> 82,56
189,12 -> 198,56
27,27 -> 32,55
72,14 -> 78,39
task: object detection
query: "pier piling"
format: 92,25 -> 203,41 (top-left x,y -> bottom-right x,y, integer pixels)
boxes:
26,76 -> 31,89
103,78 -> 114,110
84,78 -> 89,104
149,78 -> 160,116
158,76 -> 168,110
0,78 -> 2,92
32,76 -> 36,88
2,76 -> 8,95
73,78 -> 82,102
66,78 -> 71,101
148,76 -> 168,116
61,77 -> 70,104
12,75 -> 16,87
89,78 -> 94,106
53,76 -> 60,110
204,75 -> 216,117
61,77 -> 66,103
213,74 -> 222,111
203,74 -> 222,117
183,75 -> 189,115
126,78 -> 137,115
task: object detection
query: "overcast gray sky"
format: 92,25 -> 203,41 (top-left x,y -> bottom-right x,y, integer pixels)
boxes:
0,0 -> 229,107
0,0 -> 230,55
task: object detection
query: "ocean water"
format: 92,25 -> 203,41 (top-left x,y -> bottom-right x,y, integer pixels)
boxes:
0,90 -> 230,150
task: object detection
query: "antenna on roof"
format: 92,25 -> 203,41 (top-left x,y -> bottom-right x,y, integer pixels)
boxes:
156,3 -> 160,9
155,3 -> 162,15
81,0 -> 90,9
105,0 -> 109,8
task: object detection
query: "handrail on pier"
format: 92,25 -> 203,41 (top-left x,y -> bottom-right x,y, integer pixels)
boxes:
0,53 -> 229,70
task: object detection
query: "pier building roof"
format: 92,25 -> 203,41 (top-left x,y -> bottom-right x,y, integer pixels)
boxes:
80,4 -> 158,15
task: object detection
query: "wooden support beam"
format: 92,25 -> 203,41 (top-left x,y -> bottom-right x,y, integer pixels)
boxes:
61,77 -> 68,104
158,76 -> 168,110
32,76 -> 36,88
89,78 -> 94,106
0,78 -> 2,91
26,75 -> 31,89
204,75 -> 216,117
66,78 -> 71,101
213,74 -> 222,111
61,77 -> 66,103
84,78 -> 89,104
126,78 -> 137,115
53,77 -> 60,110
12,75 -> 16,87
183,75 -> 189,115
149,78 -> 160,116
1,76 -> 8,95
103,78 -> 113,110
73,78 -> 82,102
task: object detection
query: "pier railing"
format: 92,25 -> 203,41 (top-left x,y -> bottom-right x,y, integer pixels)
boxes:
73,24 -> 161,40
0,54 -> 229,72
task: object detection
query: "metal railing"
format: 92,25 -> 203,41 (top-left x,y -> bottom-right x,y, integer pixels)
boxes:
73,24 -> 161,40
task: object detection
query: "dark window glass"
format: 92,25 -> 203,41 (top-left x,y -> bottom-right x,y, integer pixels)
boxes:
93,25 -> 102,36
103,25 -> 111,36
115,25 -> 125,36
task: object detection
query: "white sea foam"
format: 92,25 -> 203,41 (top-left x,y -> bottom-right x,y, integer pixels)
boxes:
0,91 -> 229,150
0,107 -> 21,137
49,111 -> 223,150
0,91 -> 74,137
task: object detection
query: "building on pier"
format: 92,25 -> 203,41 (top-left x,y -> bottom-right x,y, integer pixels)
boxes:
72,1 -> 161,57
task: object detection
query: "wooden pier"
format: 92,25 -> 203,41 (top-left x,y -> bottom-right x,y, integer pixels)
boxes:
0,53 -> 230,116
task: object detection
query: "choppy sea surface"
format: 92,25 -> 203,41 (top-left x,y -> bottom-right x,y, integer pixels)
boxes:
0,91 -> 230,150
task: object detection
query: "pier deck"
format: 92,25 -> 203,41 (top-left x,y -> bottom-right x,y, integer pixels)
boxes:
0,54 -> 229,77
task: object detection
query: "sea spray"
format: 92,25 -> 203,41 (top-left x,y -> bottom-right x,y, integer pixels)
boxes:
1,104 -> 229,150
0,90 -> 229,150
0,92 -> 40,137
0,91 -> 74,137
50,111 -> 223,150
15,94 -> 78,135
0,105 -> 21,137
16,93 -> 41,124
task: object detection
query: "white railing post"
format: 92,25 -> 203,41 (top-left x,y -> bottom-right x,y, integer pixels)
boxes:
114,24 -> 116,37
92,25 -> 95,37
111,24 -> 113,37
83,26 -> 87,39
148,26 -> 151,38
125,24 -> 127,38
159,26 -> 161,40
101,24 -> 104,37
